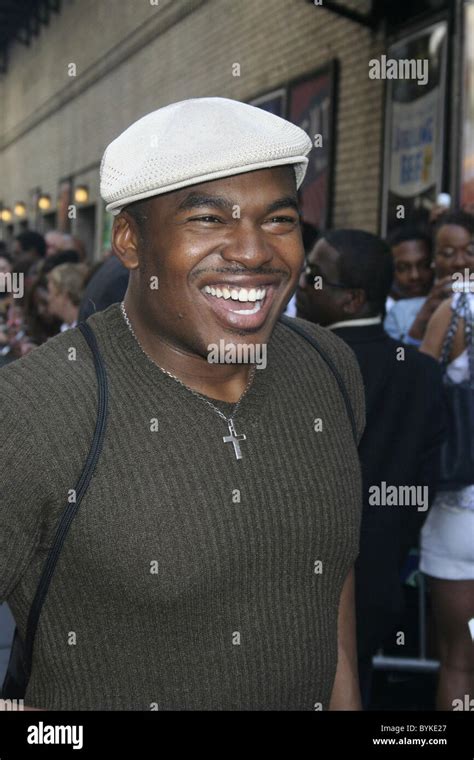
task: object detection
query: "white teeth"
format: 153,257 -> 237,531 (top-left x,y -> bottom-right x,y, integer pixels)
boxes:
230,300 -> 263,315
203,285 -> 268,302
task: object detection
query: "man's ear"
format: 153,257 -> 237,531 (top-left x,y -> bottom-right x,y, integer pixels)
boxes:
342,289 -> 366,315
112,213 -> 140,270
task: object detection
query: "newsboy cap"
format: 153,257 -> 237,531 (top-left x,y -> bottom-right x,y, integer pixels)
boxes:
100,97 -> 312,215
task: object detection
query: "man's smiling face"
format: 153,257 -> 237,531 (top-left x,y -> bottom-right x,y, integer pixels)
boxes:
118,165 -> 303,359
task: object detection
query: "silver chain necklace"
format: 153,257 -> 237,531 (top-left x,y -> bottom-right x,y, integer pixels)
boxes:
120,301 -> 256,460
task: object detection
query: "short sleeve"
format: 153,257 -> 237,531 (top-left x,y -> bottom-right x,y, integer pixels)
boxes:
0,394 -> 52,602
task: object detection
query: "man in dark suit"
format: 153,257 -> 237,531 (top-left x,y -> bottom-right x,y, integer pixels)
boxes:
296,229 -> 447,705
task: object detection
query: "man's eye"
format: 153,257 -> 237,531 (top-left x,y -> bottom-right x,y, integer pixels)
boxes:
189,216 -> 222,223
266,216 -> 298,225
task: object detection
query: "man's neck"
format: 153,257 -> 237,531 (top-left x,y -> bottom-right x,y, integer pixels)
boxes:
123,300 -> 255,404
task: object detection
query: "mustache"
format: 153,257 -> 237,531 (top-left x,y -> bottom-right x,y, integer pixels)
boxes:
190,266 -> 289,282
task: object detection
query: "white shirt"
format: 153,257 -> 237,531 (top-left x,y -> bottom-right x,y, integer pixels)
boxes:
60,320 -> 78,332
327,316 -> 382,330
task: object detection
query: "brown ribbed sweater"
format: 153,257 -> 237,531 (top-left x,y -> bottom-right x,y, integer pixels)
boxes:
0,304 -> 365,710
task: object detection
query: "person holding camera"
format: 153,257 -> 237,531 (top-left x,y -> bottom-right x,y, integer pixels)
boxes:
386,211 -> 474,346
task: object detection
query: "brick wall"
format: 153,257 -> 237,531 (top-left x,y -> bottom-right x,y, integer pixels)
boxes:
0,0 -> 385,256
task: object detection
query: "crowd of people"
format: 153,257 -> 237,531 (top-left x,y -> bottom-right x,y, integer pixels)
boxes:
0,231 -> 125,363
294,207 -> 474,709
0,200 -> 473,711
0,230 -> 88,360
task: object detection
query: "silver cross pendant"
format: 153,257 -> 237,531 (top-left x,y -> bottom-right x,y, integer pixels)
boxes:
223,418 -> 247,460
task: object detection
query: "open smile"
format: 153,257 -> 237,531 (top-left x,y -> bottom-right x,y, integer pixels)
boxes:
199,280 -> 280,330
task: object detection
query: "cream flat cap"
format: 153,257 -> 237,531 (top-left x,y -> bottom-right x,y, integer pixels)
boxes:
100,97 -> 312,215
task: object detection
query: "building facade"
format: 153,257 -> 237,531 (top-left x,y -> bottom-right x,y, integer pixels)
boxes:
0,0 -> 469,259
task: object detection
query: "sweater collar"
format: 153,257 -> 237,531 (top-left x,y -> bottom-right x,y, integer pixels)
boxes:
97,302 -> 278,424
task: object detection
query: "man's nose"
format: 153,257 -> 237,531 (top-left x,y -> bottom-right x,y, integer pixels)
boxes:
220,224 -> 273,268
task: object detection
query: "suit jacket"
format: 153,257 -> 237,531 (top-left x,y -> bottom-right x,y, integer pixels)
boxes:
331,323 -> 447,660
79,255 -> 129,322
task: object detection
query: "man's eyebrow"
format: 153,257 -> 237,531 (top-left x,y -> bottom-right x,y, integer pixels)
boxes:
176,193 -> 300,215
176,194 -> 234,212
265,196 -> 299,215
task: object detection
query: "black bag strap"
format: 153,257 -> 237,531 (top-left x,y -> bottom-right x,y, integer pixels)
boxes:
278,315 -> 358,445
22,321 -> 108,678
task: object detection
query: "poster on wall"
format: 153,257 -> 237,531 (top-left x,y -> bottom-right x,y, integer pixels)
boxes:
382,22 -> 448,235
461,2 -> 474,209
287,62 -> 337,231
249,87 -> 286,117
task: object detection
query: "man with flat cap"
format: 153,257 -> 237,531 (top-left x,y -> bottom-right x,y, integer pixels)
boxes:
0,98 -> 365,711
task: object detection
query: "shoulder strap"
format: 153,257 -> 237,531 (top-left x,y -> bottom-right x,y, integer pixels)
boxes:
440,296 -> 462,371
22,322 -> 108,677
440,292 -> 474,386
278,315 -> 358,445
464,295 -> 474,388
